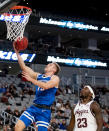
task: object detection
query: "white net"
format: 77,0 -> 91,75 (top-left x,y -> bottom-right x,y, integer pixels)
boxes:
4,6 -> 32,41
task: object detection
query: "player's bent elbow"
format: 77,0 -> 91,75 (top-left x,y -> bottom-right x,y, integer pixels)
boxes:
20,65 -> 26,71
42,84 -> 52,90
22,65 -> 28,71
43,85 -> 49,90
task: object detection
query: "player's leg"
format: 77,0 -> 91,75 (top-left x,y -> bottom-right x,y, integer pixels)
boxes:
15,120 -> 25,131
15,110 -> 35,131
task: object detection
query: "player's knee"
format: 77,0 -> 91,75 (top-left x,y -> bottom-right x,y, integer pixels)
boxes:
15,124 -> 23,131
15,120 -> 25,131
15,123 -> 21,131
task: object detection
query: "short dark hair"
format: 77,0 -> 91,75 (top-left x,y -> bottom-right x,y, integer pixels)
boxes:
53,62 -> 61,75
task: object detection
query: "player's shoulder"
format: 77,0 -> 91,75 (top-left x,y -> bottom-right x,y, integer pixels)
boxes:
91,101 -> 100,106
51,75 -> 60,80
36,73 -> 42,77
37,73 -> 41,76
90,101 -> 101,111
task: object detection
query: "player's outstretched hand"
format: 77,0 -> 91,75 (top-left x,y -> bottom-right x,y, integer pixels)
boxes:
13,41 -> 20,53
22,71 -> 32,82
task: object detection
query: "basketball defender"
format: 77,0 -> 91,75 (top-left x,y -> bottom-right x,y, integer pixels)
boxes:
67,85 -> 103,131
13,43 -> 61,131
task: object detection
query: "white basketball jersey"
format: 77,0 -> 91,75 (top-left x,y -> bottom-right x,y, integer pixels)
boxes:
74,100 -> 97,131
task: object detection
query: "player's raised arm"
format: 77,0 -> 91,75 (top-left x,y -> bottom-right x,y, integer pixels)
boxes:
67,107 -> 75,131
91,102 -> 103,131
13,43 -> 39,79
22,72 -> 60,90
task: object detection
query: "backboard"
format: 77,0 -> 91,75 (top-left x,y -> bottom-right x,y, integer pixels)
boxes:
0,0 -> 20,14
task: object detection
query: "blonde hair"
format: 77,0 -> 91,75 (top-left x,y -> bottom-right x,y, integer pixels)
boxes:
53,62 -> 61,75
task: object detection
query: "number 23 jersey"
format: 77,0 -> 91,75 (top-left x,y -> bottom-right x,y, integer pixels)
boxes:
74,100 -> 97,131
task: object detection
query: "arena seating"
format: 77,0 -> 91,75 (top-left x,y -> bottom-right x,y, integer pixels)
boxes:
0,74 -> 109,130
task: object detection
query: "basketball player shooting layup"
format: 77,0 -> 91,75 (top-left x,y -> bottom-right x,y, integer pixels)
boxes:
13,43 -> 61,131
67,85 -> 103,131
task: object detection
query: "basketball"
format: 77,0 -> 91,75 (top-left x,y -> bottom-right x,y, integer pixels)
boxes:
14,37 -> 28,51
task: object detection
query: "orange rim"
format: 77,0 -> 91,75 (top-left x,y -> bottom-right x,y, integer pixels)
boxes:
10,6 -> 32,11
4,6 -> 32,16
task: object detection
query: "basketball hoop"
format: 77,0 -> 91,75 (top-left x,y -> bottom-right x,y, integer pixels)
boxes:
3,6 -> 32,41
